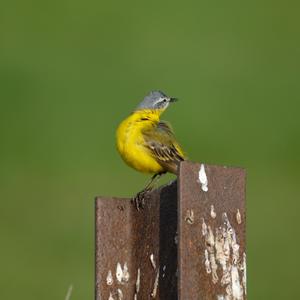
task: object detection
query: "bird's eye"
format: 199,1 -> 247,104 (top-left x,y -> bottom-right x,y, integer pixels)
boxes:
162,99 -> 167,103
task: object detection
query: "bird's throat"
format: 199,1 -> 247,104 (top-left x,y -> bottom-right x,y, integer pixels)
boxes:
133,109 -> 164,122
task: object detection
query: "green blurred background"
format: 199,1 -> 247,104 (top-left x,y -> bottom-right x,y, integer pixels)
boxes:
0,0 -> 299,299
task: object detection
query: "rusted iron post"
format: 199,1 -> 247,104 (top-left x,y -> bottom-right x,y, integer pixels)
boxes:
95,161 -> 246,300
95,182 -> 178,300
178,161 -> 246,300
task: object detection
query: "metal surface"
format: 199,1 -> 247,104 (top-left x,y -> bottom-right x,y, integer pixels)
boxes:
95,161 -> 246,300
178,161 -> 246,300
95,181 -> 177,300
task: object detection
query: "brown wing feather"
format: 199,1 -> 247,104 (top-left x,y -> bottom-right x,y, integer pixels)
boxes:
142,121 -> 184,174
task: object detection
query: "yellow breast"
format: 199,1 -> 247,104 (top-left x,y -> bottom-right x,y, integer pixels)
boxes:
116,111 -> 164,174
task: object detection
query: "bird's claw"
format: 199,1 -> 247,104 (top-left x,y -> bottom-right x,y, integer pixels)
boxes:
132,187 -> 152,211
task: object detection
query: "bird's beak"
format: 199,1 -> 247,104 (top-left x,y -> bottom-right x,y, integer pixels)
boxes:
169,97 -> 178,103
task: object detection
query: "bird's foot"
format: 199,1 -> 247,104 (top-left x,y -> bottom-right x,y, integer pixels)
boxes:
131,187 -> 152,211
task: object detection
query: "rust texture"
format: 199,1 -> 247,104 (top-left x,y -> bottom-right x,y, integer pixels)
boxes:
95,181 -> 177,300
178,161 -> 246,300
95,161 -> 246,300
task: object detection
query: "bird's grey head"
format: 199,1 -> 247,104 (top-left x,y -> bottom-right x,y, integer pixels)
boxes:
135,90 -> 178,111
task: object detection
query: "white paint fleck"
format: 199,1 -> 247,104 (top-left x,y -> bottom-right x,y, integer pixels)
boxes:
108,293 -> 115,300
117,288 -> 123,300
106,270 -> 113,285
215,227 -> 231,286
150,254 -> 156,269
236,209 -> 242,224
202,218 -> 208,236
231,266 -> 243,299
204,249 -> 211,274
232,243 -> 240,265
151,270 -> 160,298
116,263 -> 123,283
210,252 -> 219,284
222,213 -> 239,265
123,263 -> 130,282
205,225 -> 215,251
116,262 -> 130,284
211,205 -> 217,218
185,209 -> 194,224
162,265 -> 167,278
199,164 -> 208,192
174,233 -> 178,244
226,284 -> 233,298
242,253 -> 247,295
222,212 -> 230,226
204,225 -> 218,283
217,295 -> 225,300
135,268 -> 141,293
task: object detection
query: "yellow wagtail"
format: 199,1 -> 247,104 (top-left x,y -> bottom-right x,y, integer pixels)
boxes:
116,91 -> 185,209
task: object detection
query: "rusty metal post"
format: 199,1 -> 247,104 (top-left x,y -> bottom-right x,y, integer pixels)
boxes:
95,161 -> 246,300
95,182 -> 178,300
178,161 -> 246,300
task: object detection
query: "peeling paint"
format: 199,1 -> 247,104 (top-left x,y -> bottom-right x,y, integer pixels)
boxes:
204,249 -> 211,273
123,263 -> 130,282
236,209 -> 242,224
106,270 -> 113,285
108,292 -> 114,300
215,227 -> 230,286
242,253 -> 247,295
231,266 -> 243,299
211,205 -> 217,218
185,209 -> 194,224
204,225 -> 218,283
116,262 -> 130,284
210,251 -> 219,284
199,164 -> 208,192
205,225 -> 215,251
202,218 -> 208,236
202,213 -> 246,300
151,270 -> 159,298
135,268 -> 141,293
116,263 -> 123,283
117,288 -> 123,300
150,254 -> 156,269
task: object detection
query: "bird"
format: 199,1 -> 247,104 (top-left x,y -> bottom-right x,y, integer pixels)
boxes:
116,90 -> 185,209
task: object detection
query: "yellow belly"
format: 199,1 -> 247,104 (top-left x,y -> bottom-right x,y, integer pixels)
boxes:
116,113 -> 164,174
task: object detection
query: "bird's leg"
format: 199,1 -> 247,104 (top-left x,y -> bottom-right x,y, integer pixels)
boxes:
144,173 -> 160,191
132,173 -> 163,210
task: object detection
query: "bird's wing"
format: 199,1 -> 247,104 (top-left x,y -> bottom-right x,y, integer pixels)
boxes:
142,121 -> 185,174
